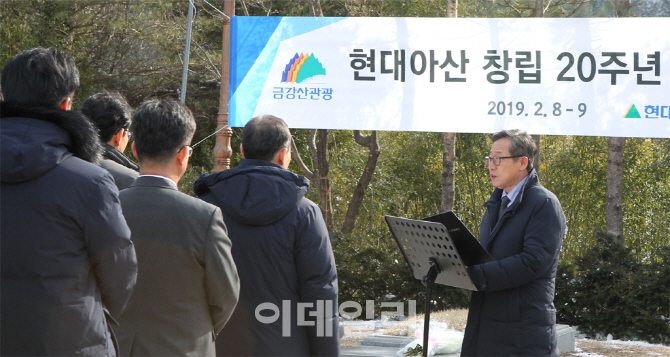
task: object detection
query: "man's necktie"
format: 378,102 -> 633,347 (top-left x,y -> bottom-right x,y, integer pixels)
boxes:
499,196 -> 510,221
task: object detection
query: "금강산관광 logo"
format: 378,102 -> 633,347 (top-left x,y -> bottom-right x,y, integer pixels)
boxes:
281,52 -> 326,84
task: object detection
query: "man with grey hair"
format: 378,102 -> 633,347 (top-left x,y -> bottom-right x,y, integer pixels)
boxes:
194,115 -> 339,357
115,99 -> 239,356
461,129 -> 566,357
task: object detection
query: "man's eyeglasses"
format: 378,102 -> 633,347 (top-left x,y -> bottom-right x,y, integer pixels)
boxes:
126,130 -> 132,139
178,145 -> 193,157
484,155 -> 523,166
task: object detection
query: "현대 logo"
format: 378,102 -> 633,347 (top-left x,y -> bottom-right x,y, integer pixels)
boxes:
281,53 -> 326,83
624,104 -> 670,119
624,104 -> 642,118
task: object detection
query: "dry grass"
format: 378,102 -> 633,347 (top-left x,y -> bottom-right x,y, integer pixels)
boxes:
563,339 -> 670,357
339,321 -> 380,348
383,309 -> 469,336
339,309 -> 468,349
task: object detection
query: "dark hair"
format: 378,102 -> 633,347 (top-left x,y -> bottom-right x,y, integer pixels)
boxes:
132,99 -> 196,164
241,115 -> 291,162
81,90 -> 132,143
1,47 -> 79,108
492,129 -> 537,173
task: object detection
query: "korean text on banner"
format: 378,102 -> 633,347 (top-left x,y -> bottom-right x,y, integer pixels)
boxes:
230,17 -> 670,138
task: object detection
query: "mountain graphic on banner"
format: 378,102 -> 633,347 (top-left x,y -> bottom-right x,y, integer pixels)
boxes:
281,53 -> 326,83
624,104 -> 641,118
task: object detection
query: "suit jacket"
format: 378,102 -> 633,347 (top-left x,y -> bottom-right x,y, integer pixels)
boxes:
100,144 -> 139,191
116,176 -> 240,357
462,170 -> 565,357
101,159 -> 139,190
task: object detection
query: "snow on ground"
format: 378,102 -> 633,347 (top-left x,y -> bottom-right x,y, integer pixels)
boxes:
340,318 -> 670,356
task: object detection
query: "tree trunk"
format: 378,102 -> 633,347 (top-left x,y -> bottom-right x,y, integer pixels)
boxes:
307,0 -> 323,16
604,0 -> 634,245
531,134 -> 541,174
316,129 -> 334,233
291,129 -> 333,234
295,0 -> 333,234
609,0 -> 639,17
447,0 -> 457,17
606,136 -> 625,245
341,131 -> 380,234
441,0 -> 457,213
441,133 -> 456,212
531,1 -> 543,175
533,0 -> 544,17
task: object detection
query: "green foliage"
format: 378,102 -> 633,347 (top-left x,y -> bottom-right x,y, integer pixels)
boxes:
541,135 -> 608,259
621,138 -> 670,261
1,0 -> 225,173
333,231 -> 470,316
555,232 -> 670,344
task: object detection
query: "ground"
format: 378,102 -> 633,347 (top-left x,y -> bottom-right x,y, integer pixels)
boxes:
339,309 -> 670,356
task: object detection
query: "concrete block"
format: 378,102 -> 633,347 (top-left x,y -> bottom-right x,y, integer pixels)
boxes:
557,324 -> 576,354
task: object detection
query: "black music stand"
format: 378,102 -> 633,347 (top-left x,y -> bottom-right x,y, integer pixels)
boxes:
385,211 -> 494,357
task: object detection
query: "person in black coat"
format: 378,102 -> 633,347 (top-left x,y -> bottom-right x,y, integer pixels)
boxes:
0,48 -> 138,356
194,115 -> 339,357
462,129 -> 566,357
81,90 -> 140,190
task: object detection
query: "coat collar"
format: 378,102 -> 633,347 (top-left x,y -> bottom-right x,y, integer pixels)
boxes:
102,143 -> 139,171
129,175 -> 178,191
0,101 -> 103,164
484,169 -> 539,210
482,169 -> 540,248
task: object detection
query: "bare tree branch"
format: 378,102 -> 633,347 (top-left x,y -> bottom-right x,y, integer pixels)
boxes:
342,130 -> 380,234
291,137 -> 316,181
308,129 -> 318,164
240,0 -> 250,16
190,39 -> 221,79
353,130 -> 373,146
503,0 -> 524,16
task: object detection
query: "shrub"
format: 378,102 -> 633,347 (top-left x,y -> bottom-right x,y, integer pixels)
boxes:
555,232 -> 670,344
333,232 -> 470,319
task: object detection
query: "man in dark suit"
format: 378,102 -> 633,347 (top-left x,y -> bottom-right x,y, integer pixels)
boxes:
462,129 -> 566,357
81,90 -> 139,190
116,99 -> 240,356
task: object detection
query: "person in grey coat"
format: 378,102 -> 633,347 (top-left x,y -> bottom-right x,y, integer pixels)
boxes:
462,129 -> 566,357
193,115 -> 339,357
115,99 -> 240,357
81,90 -> 139,190
1,48 -> 138,356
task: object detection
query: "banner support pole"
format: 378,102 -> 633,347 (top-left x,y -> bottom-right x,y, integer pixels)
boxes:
213,0 -> 235,172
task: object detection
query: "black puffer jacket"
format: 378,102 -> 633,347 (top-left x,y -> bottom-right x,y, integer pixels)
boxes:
1,102 -> 138,356
462,170 -> 566,357
194,159 -> 339,357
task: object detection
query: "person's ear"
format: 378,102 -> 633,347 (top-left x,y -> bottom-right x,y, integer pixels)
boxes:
113,129 -> 124,147
59,97 -> 72,111
176,146 -> 190,167
131,142 -> 139,161
277,147 -> 291,169
240,144 -> 246,159
520,156 -> 529,171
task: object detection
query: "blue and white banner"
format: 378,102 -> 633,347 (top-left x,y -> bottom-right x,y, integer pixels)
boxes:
230,17 -> 670,138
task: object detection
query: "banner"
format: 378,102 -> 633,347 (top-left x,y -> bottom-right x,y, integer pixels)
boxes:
229,17 -> 670,138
